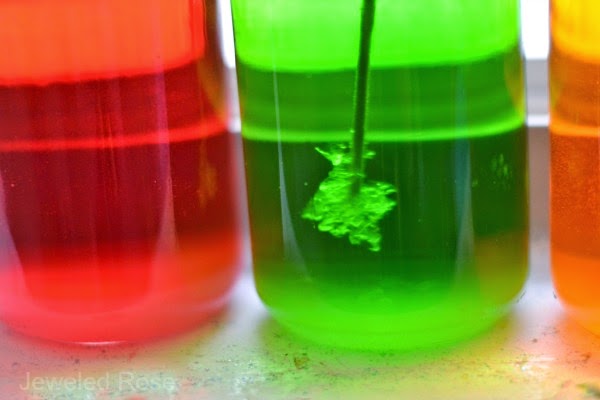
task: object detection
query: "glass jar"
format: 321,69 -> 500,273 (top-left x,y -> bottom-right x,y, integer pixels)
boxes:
551,0 -> 600,334
232,0 -> 528,350
0,0 -> 245,343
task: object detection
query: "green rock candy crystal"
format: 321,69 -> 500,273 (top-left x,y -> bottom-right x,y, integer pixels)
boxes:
302,145 -> 396,252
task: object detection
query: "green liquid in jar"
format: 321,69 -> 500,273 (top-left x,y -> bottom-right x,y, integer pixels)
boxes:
233,0 -> 528,350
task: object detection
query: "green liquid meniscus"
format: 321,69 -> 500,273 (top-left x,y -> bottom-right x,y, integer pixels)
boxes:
233,0 -> 528,350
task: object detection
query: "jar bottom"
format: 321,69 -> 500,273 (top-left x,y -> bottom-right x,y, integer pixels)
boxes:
267,306 -> 510,351
0,233 -> 242,344
257,278 -> 522,351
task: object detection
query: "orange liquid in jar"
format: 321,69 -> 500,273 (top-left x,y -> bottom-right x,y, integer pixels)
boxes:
551,0 -> 600,332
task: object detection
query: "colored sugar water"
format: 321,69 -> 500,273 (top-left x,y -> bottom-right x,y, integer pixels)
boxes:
233,0 -> 528,349
551,1 -> 600,334
0,0 -> 244,343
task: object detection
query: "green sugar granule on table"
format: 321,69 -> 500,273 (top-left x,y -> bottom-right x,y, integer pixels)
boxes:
302,144 -> 396,252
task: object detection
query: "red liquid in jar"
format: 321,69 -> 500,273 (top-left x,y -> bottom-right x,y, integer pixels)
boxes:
0,0 -> 243,343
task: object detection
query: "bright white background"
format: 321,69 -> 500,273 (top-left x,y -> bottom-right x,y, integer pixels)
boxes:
521,0 -> 550,60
